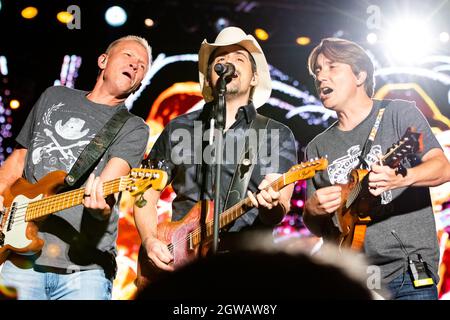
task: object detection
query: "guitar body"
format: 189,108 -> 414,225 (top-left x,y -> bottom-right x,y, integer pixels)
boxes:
136,200 -> 215,289
0,170 -> 67,264
135,158 -> 329,291
335,169 -> 372,251
332,127 -> 423,251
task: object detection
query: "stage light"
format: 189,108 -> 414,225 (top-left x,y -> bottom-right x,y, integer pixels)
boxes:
0,56 -> 8,76
384,17 -> 433,64
296,36 -> 311,46
9,99 -> 20,110
367,32 -> 378,44
21,6 -> 38,19
105,6 -> 127,27
57,11 -> 73,24
255,28 -> 269,41
440,32 -> 449,43
0,1 -> 2,12
214,17 -> 230,33
144,18 -> 154,28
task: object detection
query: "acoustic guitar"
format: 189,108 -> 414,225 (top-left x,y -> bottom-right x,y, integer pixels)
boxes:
334,127 -> 423,250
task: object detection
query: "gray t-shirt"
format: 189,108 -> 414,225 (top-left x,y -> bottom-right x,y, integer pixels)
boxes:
16,86 -> 149,275
306,99 -> 442,284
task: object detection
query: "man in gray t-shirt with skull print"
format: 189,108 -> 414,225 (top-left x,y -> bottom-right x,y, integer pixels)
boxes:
0,36 -> 151,300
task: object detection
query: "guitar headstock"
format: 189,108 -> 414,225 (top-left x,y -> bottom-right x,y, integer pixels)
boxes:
384,127 -> 423,168
284,157 -> 328,185
127,169 -> 168,196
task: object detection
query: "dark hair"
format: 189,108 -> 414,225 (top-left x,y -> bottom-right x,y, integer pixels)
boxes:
307,38 -> 375,97
135,249 -> 373,300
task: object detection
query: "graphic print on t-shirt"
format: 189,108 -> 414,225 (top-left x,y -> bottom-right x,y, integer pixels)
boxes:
31,102 -> 91,172
327,144 -> 392,204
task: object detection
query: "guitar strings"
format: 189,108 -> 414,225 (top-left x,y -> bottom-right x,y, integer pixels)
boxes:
7,170 -> 160,219
166,196 -> 255,253
165,177 -> 283,253
9,179 -> 122,216
344,140 -> 406,208
165,161 -> 323,253
5,179 -> 129,228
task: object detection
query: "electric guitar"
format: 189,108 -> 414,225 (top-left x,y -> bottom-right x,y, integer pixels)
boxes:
334,127 -> 423,250
136,158 -> 328,288
0,168 -> 168,265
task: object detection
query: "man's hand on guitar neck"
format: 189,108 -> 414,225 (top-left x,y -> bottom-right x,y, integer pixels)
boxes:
247,173 -> 294,225
247,174 -> 282,210
142,236 -> 174,271
368,148 -> 450,196
368,163 -> 403,197
82,173 -> 112,220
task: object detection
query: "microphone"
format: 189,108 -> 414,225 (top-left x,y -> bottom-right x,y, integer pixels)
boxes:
214,63 -> 235,79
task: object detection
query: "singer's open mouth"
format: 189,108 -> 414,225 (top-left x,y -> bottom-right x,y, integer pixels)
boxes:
321,87 -> 333,95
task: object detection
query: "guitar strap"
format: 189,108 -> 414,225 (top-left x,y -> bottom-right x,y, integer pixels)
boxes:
223,114 -> 270,211
358,100 -> 390,169
64,106 -> 133,188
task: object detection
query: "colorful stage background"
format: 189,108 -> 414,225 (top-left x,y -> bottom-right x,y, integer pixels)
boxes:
0,0 -> 449,300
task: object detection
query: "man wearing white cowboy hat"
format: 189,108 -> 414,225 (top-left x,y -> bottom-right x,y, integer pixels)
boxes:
134,26 -> 297,283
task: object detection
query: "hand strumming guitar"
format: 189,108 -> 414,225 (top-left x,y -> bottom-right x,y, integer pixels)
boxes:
141,236 -> 174,272
305,185 -> 342,217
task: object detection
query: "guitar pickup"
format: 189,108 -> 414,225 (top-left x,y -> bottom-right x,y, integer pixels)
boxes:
7,203 -> 17,232
188,232 -> 193,250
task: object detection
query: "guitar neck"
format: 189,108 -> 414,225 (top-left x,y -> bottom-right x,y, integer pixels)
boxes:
207,176 -> 286,238
182,161 -> 326,248
25,177 -> 127,221
346,142 -> 409,208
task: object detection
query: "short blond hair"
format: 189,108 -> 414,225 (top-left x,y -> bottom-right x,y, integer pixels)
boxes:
106,35 -> 152,64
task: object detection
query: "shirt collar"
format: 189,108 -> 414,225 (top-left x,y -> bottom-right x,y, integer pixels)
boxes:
200,102 -> 257,124
235,103 -> 257,124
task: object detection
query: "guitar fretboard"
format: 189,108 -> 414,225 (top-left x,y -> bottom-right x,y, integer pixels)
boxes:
164,162 -> 326,254
189,177 -> 285,247
25,177 -> 128,221
345,139 -> 410,208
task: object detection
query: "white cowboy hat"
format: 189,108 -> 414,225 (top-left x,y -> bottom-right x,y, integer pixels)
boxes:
198,26 -> 272,108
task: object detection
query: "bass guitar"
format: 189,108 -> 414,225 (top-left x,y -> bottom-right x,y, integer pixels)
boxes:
0,168 -> 168,265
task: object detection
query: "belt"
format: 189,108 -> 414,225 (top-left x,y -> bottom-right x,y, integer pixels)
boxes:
7,253 -> 79,274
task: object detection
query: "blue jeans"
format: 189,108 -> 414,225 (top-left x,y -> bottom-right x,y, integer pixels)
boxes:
0,260 -> 112,300
387,272 -> 438,300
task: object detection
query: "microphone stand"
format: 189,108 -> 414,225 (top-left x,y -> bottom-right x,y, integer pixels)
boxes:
211,74 -> 227,254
